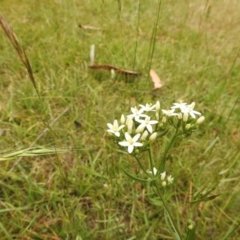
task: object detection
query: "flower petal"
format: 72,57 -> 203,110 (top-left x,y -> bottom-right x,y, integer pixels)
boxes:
133,142 -> 143,147
128,145 -> 134,153
132,133 -> 141,142
118,141 -> 129,147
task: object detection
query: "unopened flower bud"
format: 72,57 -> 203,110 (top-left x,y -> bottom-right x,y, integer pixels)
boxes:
149,132 -> 157,141
162,181 -> 167,187
188,224 -> 194,230
126,117 -> 133,134
197,116 -> 205,125
185,123 -> 191,130
90,44 -> 95,65
162,116 -> 167,123
155,101 -> 161,111
140,130 -> 148,141
120,114 -> 125,125
187,219 -> 195,230
178,113 -> 182,119
135,149 -> 140,154
183,112 -> 189,122
111,69 -> 116,79
136,124 -> 145,133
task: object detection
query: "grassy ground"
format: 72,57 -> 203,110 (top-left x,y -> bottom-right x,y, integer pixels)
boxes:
0,0 -> 240,239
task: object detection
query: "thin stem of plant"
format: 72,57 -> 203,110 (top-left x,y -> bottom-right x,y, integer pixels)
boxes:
155,183 -> 183,240
148,148 -> 154,174
132,0 -> 140,71
134,155 -> 149,176
147,0 -> 161,71
159,129 -> 178,172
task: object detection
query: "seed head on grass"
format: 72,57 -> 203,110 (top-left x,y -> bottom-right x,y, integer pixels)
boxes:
0,14 -> 37,92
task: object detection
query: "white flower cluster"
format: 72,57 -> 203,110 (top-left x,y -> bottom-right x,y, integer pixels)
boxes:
162,101 -> 205,136
163,101 -> 205,123
107,101 -> 161,154
147,167 -> 174,187
107,100 -> 204,154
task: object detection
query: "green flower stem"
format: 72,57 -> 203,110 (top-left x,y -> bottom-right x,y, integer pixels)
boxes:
148,148 -> 154,174
154,182 -> 183,240
159,119 -> 181,172
134,155 -> 149,176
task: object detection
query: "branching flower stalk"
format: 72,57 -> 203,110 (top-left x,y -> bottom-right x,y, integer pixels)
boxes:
157,188 -> 182,240
148,147 -> 154,176
158,128 -> 178,172
106,99 -> 205,240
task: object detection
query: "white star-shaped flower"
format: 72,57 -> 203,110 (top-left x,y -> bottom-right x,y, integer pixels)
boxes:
171,102 -> 187,111
107,120 -> 125,137
181,102 -> 201,119
147,167 -> 158,176
127,107 -> 148,120
167,175 -> 174,184
160,171 -> 166,180
162,109 -> 179,117
139,103 -> 156,112
118,132 -> 143,154
136,116 -> 158,133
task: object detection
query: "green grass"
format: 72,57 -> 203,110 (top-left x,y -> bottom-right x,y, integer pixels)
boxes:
0,0 -> 240,239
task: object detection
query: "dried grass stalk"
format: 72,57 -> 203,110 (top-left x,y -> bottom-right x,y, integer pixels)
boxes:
0,14 -> 38,93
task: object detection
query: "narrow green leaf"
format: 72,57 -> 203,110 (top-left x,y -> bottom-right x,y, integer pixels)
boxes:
222,222 -> 240,240
164,208 -> 182,240
122,168 -> 152,184
186,225 -> 197,240
157,129 -> 169,138
191,194 -> 219,204
149,198 -> 163,207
